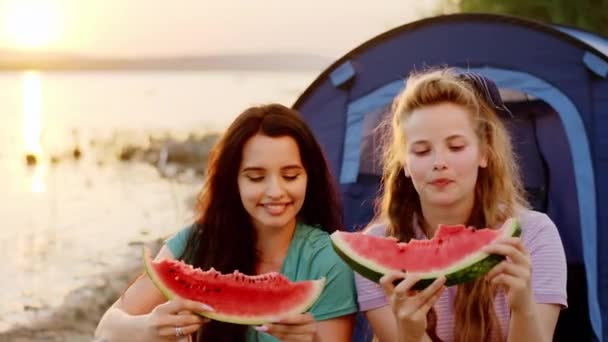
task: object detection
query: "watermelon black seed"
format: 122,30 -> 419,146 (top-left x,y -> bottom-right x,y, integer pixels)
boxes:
214,288 -> 221,293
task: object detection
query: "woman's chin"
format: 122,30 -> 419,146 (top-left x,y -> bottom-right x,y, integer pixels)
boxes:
253,213 -> 296,231
424,194 -> 460,207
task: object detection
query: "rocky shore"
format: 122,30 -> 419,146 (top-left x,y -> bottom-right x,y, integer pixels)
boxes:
1,239 -> 163,342
116,132 -> 220,179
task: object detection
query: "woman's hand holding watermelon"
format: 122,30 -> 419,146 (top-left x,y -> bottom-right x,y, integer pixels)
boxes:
254,312 -> 318,342
144,297 -> 213,341
379,273 -> 446,342
483,236 -> 535,313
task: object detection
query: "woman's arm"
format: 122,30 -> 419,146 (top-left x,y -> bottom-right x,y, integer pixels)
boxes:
485,213 -> 567,342
508,303 -> 560,342
365,306 -> 399,342
95,246 -> 210,342
366,306 -> 436,342
316,314 -> 354,341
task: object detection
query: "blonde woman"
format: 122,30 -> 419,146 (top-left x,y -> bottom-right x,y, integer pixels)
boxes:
357,70 -> 567,341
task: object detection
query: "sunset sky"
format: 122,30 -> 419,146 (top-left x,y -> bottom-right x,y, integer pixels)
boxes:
0,0 -> 440,58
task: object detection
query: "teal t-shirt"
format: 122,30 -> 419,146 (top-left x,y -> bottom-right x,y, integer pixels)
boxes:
165,221 -> 358,341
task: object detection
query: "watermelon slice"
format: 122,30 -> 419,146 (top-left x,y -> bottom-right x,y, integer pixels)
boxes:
143,248 -> 325,325
330,218 -> 521,290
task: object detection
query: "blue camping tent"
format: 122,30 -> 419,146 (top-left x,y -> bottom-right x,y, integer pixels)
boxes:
293,13 -> 608,342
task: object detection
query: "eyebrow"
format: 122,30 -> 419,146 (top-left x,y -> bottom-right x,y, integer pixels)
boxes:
241,165 -> 304,172
411,134 -> 466,145
446,134 -> 466,142
411,140 -> 429,146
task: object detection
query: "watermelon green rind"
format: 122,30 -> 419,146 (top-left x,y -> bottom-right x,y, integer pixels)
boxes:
142,247 -> 326,325
143,247 -> 177,303
331,242 -> 384,283
330,218 -> 521,290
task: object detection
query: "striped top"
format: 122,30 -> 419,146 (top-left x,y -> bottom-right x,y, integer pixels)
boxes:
355,209 -> 568,341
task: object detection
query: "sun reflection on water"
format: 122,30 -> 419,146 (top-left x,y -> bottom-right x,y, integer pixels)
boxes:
30,165 -> 46,193
22,71 -> 46,193
22,71 -> 43,155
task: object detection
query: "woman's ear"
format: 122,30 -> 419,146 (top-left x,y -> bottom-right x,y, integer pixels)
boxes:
401,155 -> 411,177
479,149 -> 488,168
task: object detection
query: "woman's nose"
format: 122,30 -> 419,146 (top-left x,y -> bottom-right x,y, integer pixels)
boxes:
265,176 -> 284,198
432,150 -> 448,171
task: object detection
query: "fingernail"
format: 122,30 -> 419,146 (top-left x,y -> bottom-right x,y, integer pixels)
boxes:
200,304 -> 214,312
254,325 -> 269,332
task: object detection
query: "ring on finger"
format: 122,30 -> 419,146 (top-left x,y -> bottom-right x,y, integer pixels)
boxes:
175,325 -> 184,337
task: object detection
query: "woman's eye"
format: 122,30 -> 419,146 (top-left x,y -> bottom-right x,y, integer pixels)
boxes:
412,150 -> 429,156
246,176 -> 264,182
449,145 -> 465,151
283,174 -> 299,181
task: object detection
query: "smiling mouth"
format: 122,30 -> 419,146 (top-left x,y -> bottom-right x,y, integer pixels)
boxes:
261,203 -> 290,207
259,203 -> 292,215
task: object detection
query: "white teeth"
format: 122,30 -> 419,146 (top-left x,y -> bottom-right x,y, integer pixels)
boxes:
263,204 -> 287,215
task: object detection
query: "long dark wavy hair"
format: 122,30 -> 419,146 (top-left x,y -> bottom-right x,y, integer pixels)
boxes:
179,104 -> 343,341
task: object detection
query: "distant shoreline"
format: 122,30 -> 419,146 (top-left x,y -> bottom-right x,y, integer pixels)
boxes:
0,52 -> 333,72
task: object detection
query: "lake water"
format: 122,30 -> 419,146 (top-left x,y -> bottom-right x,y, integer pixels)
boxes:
0,69 -> 318,331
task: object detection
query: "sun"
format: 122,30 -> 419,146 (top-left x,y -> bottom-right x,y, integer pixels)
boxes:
5,2 -> 61,49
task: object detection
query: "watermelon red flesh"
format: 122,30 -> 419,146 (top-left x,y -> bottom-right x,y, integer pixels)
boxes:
331,218 -> 521,289
143,248 -> 325,325
338,225 -> 504,272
